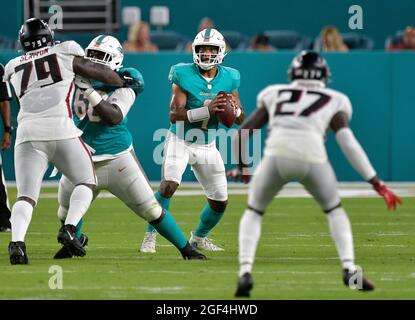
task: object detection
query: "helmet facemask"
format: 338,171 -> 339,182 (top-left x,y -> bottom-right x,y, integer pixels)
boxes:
192,28 -> 227,71
86,49 -> 114,68
193,45 -> 222,70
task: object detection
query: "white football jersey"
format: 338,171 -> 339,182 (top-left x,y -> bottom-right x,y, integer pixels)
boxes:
5,41 -> 85,146
257,80 -> 353,163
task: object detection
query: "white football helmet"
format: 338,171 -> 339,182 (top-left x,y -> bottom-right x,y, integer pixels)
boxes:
85,35 -> 124,70
192,28 -> 227,70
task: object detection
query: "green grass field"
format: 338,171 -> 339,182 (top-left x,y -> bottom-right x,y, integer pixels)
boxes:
0,187 -> 414,299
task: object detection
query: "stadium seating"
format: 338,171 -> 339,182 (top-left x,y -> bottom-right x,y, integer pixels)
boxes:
263,30 -> 311,50
385,30 -> 404,49
221,31 -> 247,50
342,33 -> 374,50
150,30 -> 187,51
313,32 -> 375,50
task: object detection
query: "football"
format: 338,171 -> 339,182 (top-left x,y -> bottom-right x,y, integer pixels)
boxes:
216,91 -> 236,128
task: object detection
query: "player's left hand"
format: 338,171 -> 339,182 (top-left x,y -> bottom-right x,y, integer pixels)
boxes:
118,68 -> 144,92
1,132 -> 11,150
226,166 -> 250,184
75,75 -> 93,91
372,181 -> 403,210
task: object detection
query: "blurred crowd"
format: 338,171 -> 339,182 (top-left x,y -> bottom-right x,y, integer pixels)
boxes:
120,17 -> 415,53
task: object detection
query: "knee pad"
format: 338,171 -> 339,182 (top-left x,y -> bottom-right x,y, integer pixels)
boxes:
136,201 -> 162,222
57,206 -> 68,221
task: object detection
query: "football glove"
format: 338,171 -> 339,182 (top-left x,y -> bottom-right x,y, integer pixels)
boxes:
117,67 -> 144,94
372,181 -> 402,210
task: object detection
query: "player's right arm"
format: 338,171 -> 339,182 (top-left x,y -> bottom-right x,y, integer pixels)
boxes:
227,103 -> 269,183
73,57 -> 124,87
169,84 -> 225,123
330,111 -> 402,210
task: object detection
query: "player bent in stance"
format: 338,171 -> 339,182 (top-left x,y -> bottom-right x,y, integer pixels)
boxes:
5,18 -> 131,264
140,28 -> 246,253
53,35 -> 206,261
229,51 -> 402,297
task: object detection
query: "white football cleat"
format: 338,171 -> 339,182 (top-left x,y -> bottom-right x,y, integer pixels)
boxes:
140,231 -> 157,253
189,231 -> 224,251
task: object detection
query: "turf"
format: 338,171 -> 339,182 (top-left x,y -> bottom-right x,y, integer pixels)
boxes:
0,187 -> 414,299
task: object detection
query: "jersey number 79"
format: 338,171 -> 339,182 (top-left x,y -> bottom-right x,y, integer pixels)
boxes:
14,53 -> 63,98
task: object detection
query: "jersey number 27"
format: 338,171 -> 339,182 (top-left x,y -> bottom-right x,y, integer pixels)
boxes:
275,89 -> 331,117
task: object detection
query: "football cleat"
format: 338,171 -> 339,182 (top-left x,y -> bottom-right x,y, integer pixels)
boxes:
189,231 -> 224,251
180,242 -> 207,260
234,273 -> 254,298
342,268 -> 375,291
54,233 -> 89,259
57,224 -> 86,257
139,231 -> 157,253
9,241 -> 29,265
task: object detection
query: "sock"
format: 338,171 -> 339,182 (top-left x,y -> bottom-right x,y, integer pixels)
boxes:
75,218 -> 84,239
153,209 -> 187,249
58,206 -> 83,239
10,200 -> 34,242
326,207 -> 356,272
239,209 -> 262,277
194,203 -> 224,238
147,191 -> 171,233
65,185 -> 93,227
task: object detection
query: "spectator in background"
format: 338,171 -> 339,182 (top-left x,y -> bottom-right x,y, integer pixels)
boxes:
123,22 -> 159,52
387,26 -> 415,50
185,17 -> 216,52
249,33 -> 275,51
318,26 -> 348,52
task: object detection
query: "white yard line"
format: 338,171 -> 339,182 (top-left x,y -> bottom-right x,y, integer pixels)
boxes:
33,182 -> 415,199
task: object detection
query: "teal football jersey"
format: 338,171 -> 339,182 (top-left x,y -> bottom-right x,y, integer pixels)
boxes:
73,67 -> 144,157
168,63 -> 240,144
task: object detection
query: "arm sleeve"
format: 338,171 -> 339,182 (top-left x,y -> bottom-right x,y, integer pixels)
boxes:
107,88 -> 135,119
335,127 -> 376,181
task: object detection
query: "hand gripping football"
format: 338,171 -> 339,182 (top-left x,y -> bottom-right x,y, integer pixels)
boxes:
216,91 -> 236,128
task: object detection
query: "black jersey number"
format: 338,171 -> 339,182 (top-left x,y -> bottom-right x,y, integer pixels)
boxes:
275,89 -> 331,117
15,54 -> 63,98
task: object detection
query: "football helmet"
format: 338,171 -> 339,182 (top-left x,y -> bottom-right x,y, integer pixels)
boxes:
192,28 -> 227,70
288,51 -> 331,84
85,35 -> 124,70
19,18 -> 54,52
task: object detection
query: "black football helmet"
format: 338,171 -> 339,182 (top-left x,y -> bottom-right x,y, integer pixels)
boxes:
19,18 -> 54,52
288,51 -> 331,83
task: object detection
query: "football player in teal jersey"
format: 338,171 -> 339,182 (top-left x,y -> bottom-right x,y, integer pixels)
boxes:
140,28 -> 246,253
54,35 -> 206,260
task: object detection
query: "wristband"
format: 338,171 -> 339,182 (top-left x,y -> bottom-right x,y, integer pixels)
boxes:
187,106 -> 210,123
4,126 -> 13,134
84,88 -> 103,107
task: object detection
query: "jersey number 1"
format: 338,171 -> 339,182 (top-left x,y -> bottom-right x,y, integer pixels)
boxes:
15,54 -> 63,98
275,89 -> 331,116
